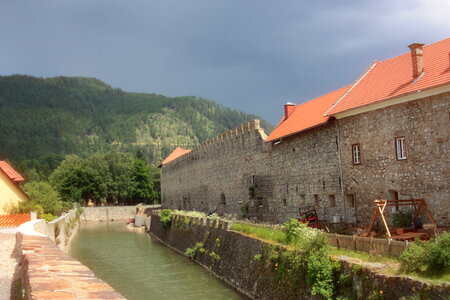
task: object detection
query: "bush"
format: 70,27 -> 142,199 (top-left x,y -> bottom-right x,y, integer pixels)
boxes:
399,240 -> 428,273
159,209 -> 173,229
427,232 -> 450,274
392,211 -> 412,228
399,232 -> 450,275
284,218 -> 303,243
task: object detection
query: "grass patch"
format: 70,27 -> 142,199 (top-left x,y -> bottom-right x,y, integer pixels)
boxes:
328,247 -> 399,264
231,222 -> 287,244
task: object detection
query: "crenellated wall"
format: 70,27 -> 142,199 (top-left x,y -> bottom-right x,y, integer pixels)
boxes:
161,92 -> 450,226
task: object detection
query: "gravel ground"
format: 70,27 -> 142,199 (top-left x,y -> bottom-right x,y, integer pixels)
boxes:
0,232 -> 20,300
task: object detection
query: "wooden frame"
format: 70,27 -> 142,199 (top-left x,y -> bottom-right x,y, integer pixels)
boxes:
351,143 -> 361,165
395,136 -> 407,161
365,199 -> 437,239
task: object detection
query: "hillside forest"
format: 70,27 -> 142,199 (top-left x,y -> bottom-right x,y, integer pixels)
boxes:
1,75 -> 273,219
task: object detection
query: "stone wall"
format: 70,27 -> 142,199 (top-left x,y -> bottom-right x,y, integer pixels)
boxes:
81,206 -> 136,222
48,209 -> 80,253
161,119 -> 343,223
338,92 -> 450,225
161,92 -> 450,226
17,232 -> 125,299
149,214 -> 450,300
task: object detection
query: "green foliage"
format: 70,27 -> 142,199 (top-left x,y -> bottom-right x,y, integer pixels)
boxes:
208,251 -> 221,261
284,218 -> 303,243
399,232 -> 450,275
184,242 -> 205,259
129,155 -> 157,204
240,202 -> 249,218
392,211 -> 413,228
427,232 -> 450,274
399,240 -> 428,273
10,181 -> 66,220
183,217 -> 191,225
159,209 -> 173,229
49,152 -> 159,205
253,254 -> 262,261
305,248 -> 337,299
0,75 -> 273,167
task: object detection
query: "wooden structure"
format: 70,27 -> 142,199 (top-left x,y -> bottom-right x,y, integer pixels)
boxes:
365,199 -> 437,239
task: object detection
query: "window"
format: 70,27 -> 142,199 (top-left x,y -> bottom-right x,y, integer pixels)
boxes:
300,195 -> 306,205
314,194 -> 319,206
352,144 -> 361,165
328,195 -> 336,207
345,194 -> 355,208
395,137 -> 407,160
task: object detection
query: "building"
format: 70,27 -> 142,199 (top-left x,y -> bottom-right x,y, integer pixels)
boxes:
160,38 -> 450,226
0,161 -> 28,215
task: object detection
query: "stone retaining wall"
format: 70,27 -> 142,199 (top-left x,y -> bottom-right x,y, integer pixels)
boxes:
16,232 -> 125,299
81,206 -> 136,222
149,214 -> 450,300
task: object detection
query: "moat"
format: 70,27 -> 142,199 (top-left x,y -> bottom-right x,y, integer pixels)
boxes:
70,222 -> 246,300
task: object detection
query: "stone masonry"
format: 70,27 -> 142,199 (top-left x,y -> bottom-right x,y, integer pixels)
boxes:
161,92 -> 450,226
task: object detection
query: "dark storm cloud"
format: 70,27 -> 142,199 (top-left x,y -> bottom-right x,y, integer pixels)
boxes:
1,0 -> 448,124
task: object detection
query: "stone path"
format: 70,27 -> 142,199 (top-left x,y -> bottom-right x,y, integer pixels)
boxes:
0,232 -> 20,300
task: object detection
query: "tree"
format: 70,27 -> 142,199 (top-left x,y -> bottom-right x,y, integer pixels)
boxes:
129,156 -> 156,204
18,181 -> 68,221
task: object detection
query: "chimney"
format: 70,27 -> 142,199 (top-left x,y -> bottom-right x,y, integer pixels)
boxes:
284,102 -> 295,119
408,43 -> 425,79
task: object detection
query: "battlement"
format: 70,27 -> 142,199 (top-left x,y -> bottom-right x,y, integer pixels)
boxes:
163,120 -> 267,168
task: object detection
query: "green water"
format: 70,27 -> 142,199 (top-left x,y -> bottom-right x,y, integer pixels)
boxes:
70,222 -> 246,300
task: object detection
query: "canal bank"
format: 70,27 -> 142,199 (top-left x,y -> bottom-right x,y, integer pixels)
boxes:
70,222 -> 247,300
148,213 -> 450,300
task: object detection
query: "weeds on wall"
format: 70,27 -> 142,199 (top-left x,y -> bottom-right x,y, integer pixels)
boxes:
240,202 -> 249,218
185,242 -> 205,259
159,209 -> 173,229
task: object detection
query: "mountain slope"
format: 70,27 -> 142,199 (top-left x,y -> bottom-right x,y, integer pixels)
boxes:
0,75 -> 273,168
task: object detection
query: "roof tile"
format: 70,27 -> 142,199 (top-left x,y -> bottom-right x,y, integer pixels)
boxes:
0,161 -> 25,183
161,147 -> 191,165
0,213 -> 31,228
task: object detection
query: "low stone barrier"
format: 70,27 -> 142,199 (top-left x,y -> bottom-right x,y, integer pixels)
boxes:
149,214 -> 450,300
81,206 -> 137,222
17,232 -> 125,299
324,233 -> 408,256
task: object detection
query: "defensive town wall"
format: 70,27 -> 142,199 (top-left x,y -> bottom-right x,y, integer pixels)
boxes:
161,92 -> 450,226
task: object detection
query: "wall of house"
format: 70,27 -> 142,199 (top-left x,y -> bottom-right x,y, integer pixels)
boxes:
161,92 -> 450,226
338,92 -> 450,226
0,171 -> 27,215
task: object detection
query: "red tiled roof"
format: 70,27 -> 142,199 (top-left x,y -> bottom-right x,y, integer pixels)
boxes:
0,213 -> 31,228
0,161 -> 25,183
326,37 -> 450,115
266,86 -> 349,141
161,147 -> 191,165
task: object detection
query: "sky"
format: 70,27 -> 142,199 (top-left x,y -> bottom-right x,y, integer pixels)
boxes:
1,0 -> 449,124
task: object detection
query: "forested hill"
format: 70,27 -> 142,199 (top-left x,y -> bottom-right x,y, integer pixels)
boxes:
0,75 -> 273,171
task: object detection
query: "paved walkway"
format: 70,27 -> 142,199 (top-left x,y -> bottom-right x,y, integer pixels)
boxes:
0,232 -> 20,300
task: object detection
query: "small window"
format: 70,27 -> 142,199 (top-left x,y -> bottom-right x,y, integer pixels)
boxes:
395,137 -> 407,160
314,194 -> 319,206
352,144 -> 361,165
300,195 -> 306,205
282,199 -> 287,206
328,195 -> 336,207
345,194 -> 355,208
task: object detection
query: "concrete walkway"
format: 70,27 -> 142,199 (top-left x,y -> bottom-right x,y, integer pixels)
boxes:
0,232 -> 20,300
